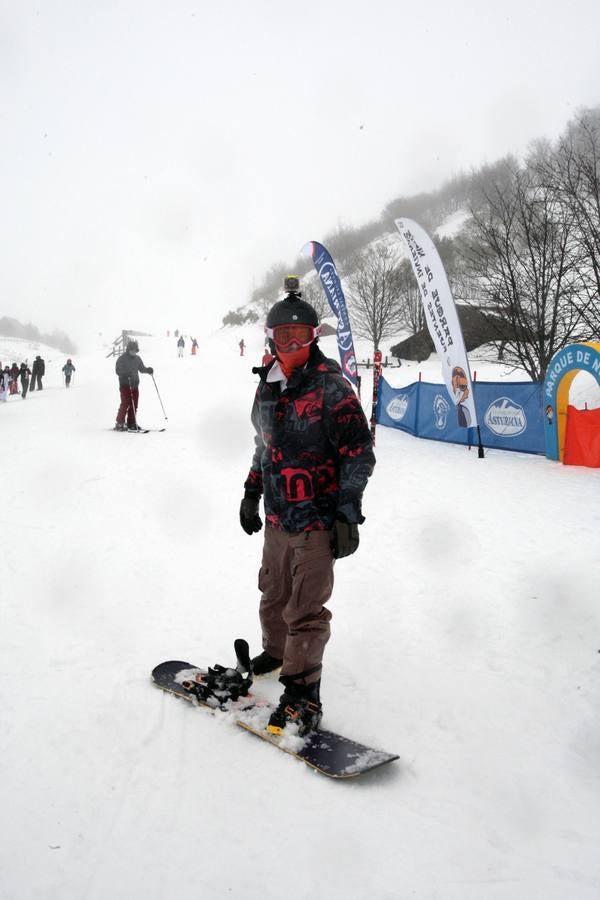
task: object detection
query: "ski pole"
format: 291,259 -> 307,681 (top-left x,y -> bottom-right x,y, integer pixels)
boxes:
151,374 -> 168,420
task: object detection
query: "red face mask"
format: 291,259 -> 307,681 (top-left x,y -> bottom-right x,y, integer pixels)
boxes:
277,344 -> 311,378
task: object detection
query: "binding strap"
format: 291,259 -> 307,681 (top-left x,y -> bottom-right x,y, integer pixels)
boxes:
182,664 -> 252,708
280,663 -> 322,686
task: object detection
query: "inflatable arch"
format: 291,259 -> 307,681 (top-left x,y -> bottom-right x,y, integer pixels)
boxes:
543,342 -> 600,461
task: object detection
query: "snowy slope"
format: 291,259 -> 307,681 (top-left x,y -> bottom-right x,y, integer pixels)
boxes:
0,337 -> 64,371
434,207 -> 472,240
1,328 -> 599,900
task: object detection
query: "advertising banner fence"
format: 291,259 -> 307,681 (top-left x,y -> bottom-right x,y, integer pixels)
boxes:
377,377 -> 545,454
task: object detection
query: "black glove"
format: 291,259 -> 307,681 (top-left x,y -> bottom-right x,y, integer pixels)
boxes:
239,494 -> 263,535
331,518 -> 359,559
147,367 -> 154,375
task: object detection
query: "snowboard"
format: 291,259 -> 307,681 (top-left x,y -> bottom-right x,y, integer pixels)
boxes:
151,647 -> 399,779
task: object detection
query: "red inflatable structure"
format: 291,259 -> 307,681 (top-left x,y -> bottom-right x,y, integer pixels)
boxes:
564,405 -> 600,468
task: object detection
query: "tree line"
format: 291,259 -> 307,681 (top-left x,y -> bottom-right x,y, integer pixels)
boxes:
333,107 -> 600,381
236,107 -> 600,382
0,316 -> 77,355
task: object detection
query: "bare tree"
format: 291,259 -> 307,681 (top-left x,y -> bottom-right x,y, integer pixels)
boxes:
396,259 -> 424,335
300,279 -> 330,322
460,166 -> 584,381
251,261 -> 289,315
535,110 -> 600,336
345,242 -> 403,350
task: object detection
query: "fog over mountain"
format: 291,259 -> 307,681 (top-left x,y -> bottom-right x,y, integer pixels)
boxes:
0,316 -> 77,354
2,1 -> 599,348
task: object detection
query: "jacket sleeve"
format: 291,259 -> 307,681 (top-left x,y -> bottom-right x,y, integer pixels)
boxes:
115,356 -> 125,377
137,356 -> 152,374
243,389 -> 264,497
324,375 -> 375,524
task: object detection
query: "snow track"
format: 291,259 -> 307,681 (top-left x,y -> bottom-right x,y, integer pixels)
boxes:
1,330 -> 600,899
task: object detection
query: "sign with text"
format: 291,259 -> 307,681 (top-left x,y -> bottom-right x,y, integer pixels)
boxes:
302,241 -> 359,390
394,218 -> 478,429
377,377 -> 545,454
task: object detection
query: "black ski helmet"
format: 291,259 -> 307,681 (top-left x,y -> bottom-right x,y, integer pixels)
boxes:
266,275 -> 319,329
126,340 -> 139,352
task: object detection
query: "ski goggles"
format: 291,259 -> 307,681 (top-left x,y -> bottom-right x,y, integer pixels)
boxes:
265,323 -> 320,350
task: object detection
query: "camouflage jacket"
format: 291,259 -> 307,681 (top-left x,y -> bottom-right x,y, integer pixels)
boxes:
244,345 -> 375,532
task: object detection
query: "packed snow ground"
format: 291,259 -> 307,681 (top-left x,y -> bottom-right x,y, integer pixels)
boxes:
1,328 -> 600,900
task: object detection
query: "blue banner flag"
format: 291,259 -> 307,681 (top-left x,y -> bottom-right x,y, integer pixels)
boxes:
302,241 -> 359,390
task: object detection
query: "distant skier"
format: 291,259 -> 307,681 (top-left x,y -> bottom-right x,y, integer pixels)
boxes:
239,275 -> 375,736
8,363 -> 19,395
30,355 -> 45,391
114,340 -> 154,431
62,359 -> 76,387
239,338 -> 245,357
0,366 -> 9,402
177,335 -> 185,358
19,362 -> 32,398
191,338 -> 198,356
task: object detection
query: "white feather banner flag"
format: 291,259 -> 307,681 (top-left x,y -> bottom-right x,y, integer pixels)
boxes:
395,217 -> 479,429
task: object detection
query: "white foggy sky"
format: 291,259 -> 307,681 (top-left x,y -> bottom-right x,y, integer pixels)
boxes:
1,0 -> 600,347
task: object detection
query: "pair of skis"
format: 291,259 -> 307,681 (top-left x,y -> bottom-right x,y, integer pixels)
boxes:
111,426 -> 166,434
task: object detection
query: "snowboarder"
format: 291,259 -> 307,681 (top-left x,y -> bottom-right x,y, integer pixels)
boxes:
62,359 -> 76,387
114,340 -> 154,431
19,362 -> 31,398
239,275 -> 375,736
30,355 -> 45,391
239,338 -> 245,357
177,335 -> 185,357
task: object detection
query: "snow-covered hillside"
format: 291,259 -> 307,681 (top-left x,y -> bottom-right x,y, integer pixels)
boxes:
434,207 -> 472,240
0,336 -> 64,372
1,328 -> 599,900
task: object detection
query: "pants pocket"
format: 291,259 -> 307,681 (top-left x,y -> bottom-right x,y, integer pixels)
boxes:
258,566 -> 270,593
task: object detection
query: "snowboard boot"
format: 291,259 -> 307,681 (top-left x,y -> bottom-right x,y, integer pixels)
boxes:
267,680 -> 322,737
250,650 -> 283,677
114,423 -> 127,431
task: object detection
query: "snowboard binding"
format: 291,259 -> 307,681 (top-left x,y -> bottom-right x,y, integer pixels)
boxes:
181,639 -> 253,709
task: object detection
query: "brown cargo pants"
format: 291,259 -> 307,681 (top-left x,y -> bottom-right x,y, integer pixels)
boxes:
258,526 -> 334,686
